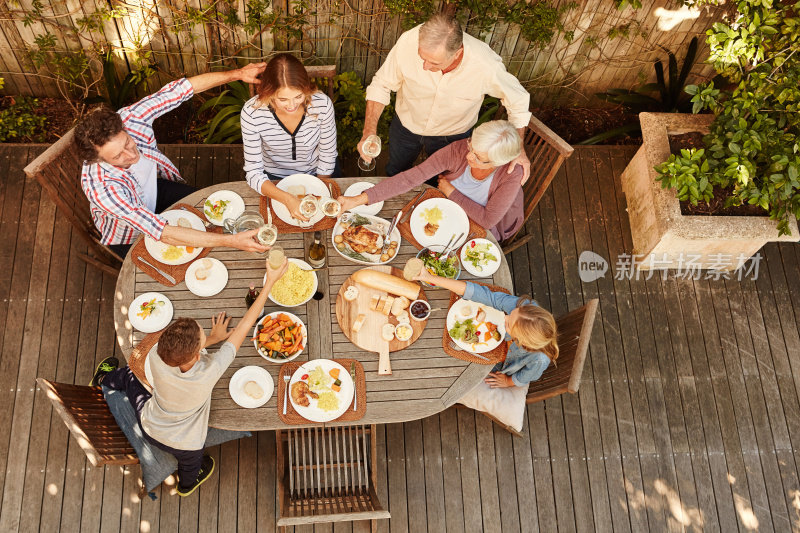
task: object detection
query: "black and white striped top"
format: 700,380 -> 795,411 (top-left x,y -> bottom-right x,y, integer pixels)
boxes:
241,92 -> 337,193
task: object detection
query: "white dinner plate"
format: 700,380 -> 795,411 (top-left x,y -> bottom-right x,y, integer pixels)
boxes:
265,258 -> 319,307
459,238 -> 501,277
410,198 -> 469,249
289,359 -> 354,423
144,210 -> 206,265
446,298 -> 506,354
229,366 -> 274,408
203,190 -> 245,226
128,292 -> 173,333
270,174 -> 330,227
343,182 -> 383,216
331,213 -> 401,265
185,258 -> 228,297
252,311 -> 307,363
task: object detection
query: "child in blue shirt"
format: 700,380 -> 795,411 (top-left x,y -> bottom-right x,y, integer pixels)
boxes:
414,269 -> 558,387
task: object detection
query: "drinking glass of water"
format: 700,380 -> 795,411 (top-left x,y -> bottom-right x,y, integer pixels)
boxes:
358,135 -> 382,172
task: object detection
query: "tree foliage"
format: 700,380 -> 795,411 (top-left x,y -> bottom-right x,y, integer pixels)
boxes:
655,0 -> 800,235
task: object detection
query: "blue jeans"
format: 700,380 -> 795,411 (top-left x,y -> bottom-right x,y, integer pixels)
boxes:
386,114 -> 472,177
103,366 -> 204,490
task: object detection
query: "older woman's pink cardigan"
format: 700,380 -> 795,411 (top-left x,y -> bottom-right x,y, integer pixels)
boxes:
364,139 -> 524,241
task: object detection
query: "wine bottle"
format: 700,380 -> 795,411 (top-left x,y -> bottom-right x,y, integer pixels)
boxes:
307,231 -> 326,269
245,284 -> 259,307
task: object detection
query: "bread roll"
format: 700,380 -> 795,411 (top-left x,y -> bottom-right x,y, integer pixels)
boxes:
381,323 -> 395,342
382,296 -> 395,316
352,269 -> 420,300
344,285 -> 359,301
403,258 -> 424,281
287,185 -> 306,198
244,381 -> 264,399
369,294 -> 381,311
351,314 -> 367,333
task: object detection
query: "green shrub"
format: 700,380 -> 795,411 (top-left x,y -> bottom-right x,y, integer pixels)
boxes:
654,0 -> 800,235
0,96 -> 48,142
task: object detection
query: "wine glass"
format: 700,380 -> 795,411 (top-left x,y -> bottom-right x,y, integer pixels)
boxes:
358,135 -> 382,172
268,245 -> 285,270
257,224 -> 278,247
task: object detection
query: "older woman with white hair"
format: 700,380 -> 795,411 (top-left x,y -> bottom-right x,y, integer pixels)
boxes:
338,120 -> 525,241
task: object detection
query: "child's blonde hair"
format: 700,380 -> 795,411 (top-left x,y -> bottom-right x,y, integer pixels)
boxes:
510,299 -> 559,364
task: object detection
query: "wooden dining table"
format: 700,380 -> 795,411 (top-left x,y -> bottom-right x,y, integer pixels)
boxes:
113,178 -> 513,430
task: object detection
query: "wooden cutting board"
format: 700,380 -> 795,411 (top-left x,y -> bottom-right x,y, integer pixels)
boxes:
335,265 -> 428,375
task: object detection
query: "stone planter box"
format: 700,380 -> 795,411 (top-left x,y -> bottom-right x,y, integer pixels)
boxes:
620,112 -> 799,270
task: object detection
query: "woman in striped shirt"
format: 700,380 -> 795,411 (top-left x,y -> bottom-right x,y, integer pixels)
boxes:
241,53 -> 338,220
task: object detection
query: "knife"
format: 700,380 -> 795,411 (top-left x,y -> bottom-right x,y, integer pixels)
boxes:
137,256 -> 177,285
400,189 -> 427,224
381,210 -> 403,254
350,362 -> 358,411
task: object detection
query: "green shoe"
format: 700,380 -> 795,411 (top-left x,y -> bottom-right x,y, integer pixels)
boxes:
89,357 -> 119,386
176,455 -> 215,497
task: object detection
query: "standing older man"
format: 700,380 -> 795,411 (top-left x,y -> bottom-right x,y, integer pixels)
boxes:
360,13 -> 532,181
75,64 -> 269,259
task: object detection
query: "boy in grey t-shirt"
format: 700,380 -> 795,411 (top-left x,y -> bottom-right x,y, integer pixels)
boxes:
95,258 -> 288,496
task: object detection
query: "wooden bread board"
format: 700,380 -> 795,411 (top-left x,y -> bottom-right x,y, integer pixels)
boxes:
335,265 -> 428,375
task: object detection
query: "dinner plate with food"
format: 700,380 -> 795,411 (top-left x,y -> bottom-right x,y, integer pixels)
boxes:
270,174 -> 330,226
289,359 -> 355,423
252,311 -> 306,363
203,190 -> 245,226
343,182 -> 384,216
417,245 -> 461,286
185,258 -> 228,297
332,212 -> 401,265
446,299 -> 506,354
229,366 -> 274,408
459,238 -> 501,277
144,210 -> 206,265
266,258 -> 319,307
410,198 -> 469,249
128,292 -> 173,333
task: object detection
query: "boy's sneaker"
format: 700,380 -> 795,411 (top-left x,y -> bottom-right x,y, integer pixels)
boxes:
89,357 -> 119,386
176,455 -> 215,497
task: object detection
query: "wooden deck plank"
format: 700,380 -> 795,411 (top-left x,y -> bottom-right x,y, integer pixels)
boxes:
6,144 -> 800,533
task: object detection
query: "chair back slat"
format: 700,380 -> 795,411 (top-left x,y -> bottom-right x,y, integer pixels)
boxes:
36,378 -> 138,467
500,114 -> 574,252
305,65 -> 337,99
526,299 -> 599,404
276,424 -> 390,527
24,128 -> 122,271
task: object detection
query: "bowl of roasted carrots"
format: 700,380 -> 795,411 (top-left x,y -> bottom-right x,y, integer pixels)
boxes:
252,312 -> 307,363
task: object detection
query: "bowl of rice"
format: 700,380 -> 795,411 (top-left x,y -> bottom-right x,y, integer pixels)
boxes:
265,258 -> 318,307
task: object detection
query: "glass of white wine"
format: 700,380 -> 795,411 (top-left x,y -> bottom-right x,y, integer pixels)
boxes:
268,245 -> 285,270
358,135 -> 382,172
257,223 -> 278,247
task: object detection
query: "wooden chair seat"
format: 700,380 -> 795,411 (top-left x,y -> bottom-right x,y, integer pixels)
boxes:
276,425 -> 389,531
36,378 -> 137,467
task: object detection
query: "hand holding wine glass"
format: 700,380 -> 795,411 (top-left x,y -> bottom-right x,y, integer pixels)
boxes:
358,135 -> 382,172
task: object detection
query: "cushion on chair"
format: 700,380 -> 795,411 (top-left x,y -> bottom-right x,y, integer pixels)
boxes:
102,386 -> 251,497
457,380 -> 528,432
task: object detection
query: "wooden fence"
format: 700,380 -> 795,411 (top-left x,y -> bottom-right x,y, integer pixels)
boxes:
0,0 -> 724,107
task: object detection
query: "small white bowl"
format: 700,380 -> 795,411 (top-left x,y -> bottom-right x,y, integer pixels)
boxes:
409,299 -> 431,321
395,322 -> 413,342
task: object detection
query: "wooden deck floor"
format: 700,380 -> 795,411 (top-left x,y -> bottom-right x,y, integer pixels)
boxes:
1,144 -> 799,532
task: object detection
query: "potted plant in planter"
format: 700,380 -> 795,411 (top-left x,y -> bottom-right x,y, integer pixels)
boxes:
620,0 -> 800,270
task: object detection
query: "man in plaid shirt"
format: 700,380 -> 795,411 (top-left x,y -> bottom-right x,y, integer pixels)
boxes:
75,63 -> 269,258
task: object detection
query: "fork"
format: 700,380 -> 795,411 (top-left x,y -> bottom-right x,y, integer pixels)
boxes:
282,375 -> 291,414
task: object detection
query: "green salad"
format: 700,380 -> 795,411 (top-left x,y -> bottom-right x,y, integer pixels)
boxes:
420,249 -> 459,278
463,241 -> 497,271
449,319 -> 478,343
204,198 -> 230,220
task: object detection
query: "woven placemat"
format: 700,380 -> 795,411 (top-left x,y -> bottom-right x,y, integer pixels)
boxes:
396,188 -> 487,251
277,359 -> 366,425
131,203 -> 224,286
128,331 -> 164,387
259,178 -> 342,234
441,282 -> 509,365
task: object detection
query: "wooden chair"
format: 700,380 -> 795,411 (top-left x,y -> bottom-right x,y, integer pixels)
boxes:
305,65 -> 337,99
23,129 -> 123,276
276,425 -> 390,531
500,114 -> 574,254
36,378 -> 138,467
475,299 -> 599,435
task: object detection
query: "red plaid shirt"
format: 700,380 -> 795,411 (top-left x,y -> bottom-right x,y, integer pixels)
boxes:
81,78 -> 194,245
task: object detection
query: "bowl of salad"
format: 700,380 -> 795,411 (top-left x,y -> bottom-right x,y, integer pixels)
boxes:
416,245 -> 461,287
459,238 -> 501,277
